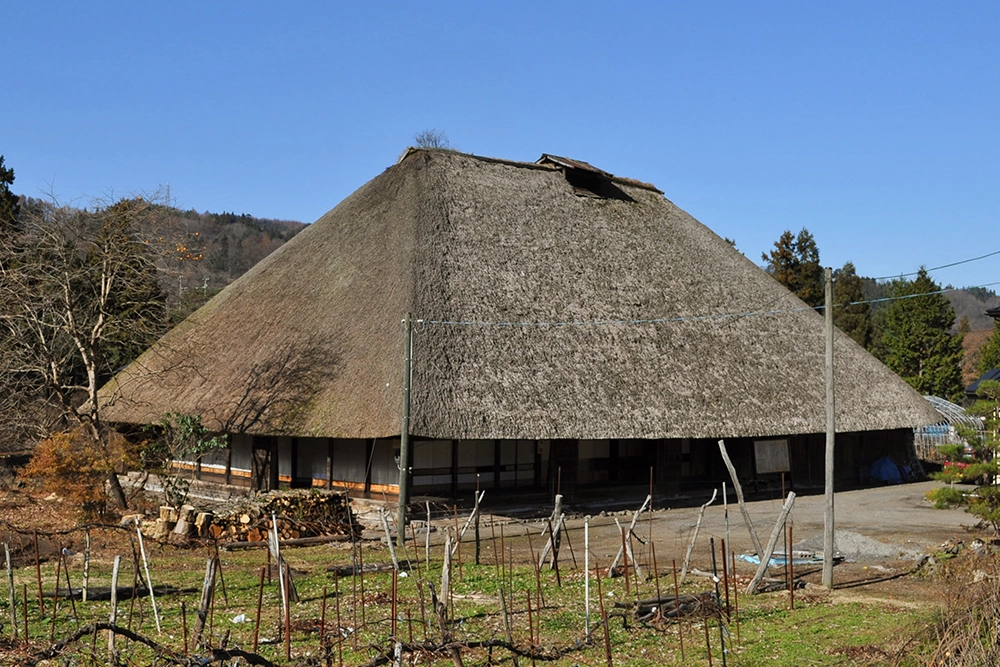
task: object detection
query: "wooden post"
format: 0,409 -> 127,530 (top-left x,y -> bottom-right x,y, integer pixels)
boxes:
680,489 -> 717,584
823,266 -> 836,589
108,555 -> 121,660
397,313 -> 413,548
746,492 -> 796,595
607,494 -> 650,573
192,558 -> 216,649
717,441 -> 764,560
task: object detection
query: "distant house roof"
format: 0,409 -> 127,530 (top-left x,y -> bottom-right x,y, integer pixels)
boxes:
967,368 -> 1000,398
988,306 -> 1000,319
100,149 -> 939,439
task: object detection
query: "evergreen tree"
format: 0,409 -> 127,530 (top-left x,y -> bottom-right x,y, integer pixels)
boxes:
873,268 -> 964,400
0,156 -> 19,234
832,261 -> 873,349
762,227 -> 824,307
978,318 -> 1000,374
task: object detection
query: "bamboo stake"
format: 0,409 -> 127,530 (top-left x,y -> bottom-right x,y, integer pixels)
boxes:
560,514 -> 578,570
619,522 -> 630,597
33,530 -> 44,617
284,561 -> 291,660
82,530 -> 90,603
380,509 -> 401,571
584,516 -> 590,640
680,488 -> 718,584
61,548 -> 78,625
425,501 -> 432,566
181,601 -> 188,654
253,566 -> 265,653
721,538 -> 731,619
746,492 -> 796,595
595,564 -> 612,667
732,550 -> 741,645
21,584 -> 27,646
711,538 -> 726,667
703,610 -> 713,667
672,560 -> 685,661
788,523 -> 795,610
135,521 -> 161,633
108,555 -> 120,660
50,550 -> 59,642
335,570 -> 343,667
497,586 -> 518,667
5,543 -> 17,642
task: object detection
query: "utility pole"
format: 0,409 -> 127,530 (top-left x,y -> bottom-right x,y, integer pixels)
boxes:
397,313 -> 413,548
823,267 -> 836,588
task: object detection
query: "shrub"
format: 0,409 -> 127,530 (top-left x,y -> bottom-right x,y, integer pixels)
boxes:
20,426 -> 139,518
926,485 -> 967,509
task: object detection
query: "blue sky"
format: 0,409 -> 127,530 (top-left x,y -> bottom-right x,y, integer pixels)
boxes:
6,2 -> 1000,290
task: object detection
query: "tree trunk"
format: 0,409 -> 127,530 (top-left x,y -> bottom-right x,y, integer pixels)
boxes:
107,471 -> 128,511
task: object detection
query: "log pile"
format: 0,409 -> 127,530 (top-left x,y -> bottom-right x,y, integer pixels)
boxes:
144,490 -> 361,544
207,490 -> 361,543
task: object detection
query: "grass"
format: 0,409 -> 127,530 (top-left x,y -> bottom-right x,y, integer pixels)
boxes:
0,525 -> 943,666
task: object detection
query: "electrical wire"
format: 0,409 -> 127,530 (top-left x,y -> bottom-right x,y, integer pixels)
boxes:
871,249 -> 1000,281
418,280 -> 1000,329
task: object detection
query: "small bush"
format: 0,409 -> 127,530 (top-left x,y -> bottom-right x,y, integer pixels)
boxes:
926,485 -> 967,509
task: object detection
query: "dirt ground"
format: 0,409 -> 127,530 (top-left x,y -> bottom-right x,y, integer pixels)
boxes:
1,478 -> 979,605
450,480 -> 977,605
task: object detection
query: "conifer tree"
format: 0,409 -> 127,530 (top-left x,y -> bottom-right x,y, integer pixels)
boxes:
873,268 -> 964,400
762,228 -> 824,307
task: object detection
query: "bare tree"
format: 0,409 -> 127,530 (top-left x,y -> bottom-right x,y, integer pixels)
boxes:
0,196 -> 168,509
413,129 -> 452,149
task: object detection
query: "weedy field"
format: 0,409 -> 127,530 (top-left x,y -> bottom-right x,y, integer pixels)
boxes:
1,488 -> 979,667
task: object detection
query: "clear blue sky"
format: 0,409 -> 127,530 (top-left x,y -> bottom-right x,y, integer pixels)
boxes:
6,2 -> 1000,290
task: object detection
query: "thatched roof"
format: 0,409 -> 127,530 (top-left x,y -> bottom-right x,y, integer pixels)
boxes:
100,149 -> 940,439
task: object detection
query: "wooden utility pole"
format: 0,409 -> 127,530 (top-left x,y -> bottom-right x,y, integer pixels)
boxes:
823,268 -> 836,588
397,313 -> 413,548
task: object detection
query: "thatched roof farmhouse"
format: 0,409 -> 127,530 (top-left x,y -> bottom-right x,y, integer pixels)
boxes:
101,149 -> 939,497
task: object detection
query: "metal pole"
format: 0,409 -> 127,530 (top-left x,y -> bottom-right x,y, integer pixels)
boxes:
397,313 -> 413,547
823,267 -> 836,588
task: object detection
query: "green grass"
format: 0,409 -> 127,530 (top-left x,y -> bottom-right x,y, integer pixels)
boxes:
0,534 -> 938,666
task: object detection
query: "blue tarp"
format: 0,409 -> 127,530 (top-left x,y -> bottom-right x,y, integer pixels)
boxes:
870,456 -> 902,484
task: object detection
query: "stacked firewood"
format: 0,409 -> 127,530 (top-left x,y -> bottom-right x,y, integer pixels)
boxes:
206,489 -> 361,542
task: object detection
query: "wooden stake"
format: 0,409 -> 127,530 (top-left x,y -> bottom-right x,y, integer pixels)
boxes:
746,492 -> 796,595
618,522 -> 630,597
717,440 -> 765,560
135,521 -> 161,633
681,488 -> 718,584
21,584 -> 27,646
284,561 -> 291,660
192,558 -> 216,649
732,551 -> 741,645
108,555 -> 121,660
608,495 -> 650,573
703,610 -> 713,667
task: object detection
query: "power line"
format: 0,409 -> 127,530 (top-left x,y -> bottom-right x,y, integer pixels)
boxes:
420,280 -> 1000,329
871,249 -> 1000,281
